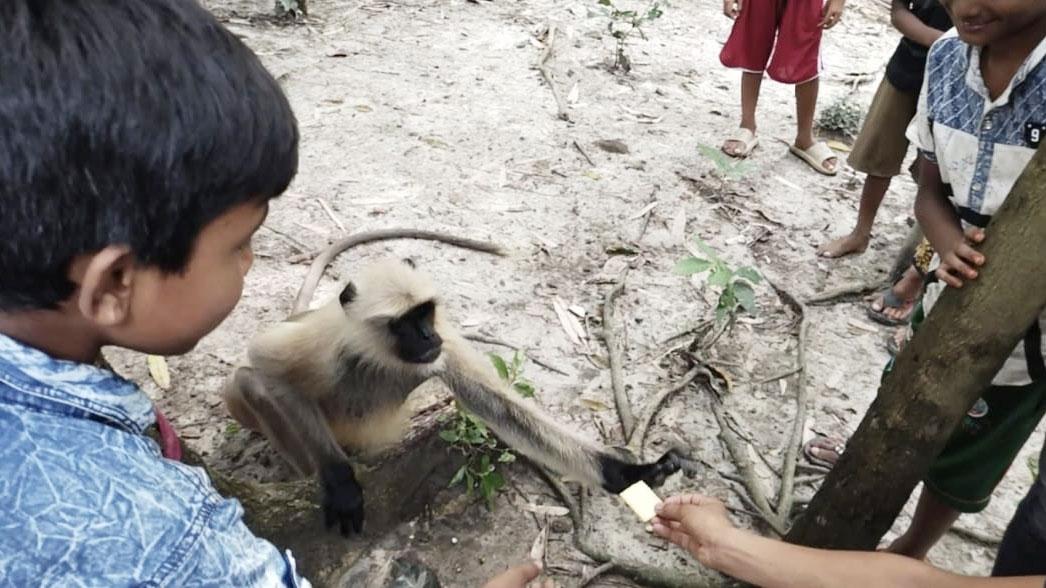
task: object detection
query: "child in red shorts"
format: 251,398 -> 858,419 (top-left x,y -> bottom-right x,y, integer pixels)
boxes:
719,0 -> 846,175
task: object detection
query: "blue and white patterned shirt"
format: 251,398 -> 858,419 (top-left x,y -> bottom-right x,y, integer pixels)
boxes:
0,334 -> 310,587
908,30 -> 1046,386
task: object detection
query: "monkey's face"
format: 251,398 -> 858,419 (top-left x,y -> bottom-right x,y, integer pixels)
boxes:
388,300 -> 443,364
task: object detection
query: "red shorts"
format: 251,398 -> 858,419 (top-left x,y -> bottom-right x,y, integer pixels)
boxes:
719,0 -> 824,84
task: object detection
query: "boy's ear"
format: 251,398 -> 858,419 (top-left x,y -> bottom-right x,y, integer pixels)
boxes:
71,245 -> 138,327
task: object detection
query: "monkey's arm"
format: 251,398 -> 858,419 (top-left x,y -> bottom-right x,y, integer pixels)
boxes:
222,367 -> 365,535
441,336 -> 679,493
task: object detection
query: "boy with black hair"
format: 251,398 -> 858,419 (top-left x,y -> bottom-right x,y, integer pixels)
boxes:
0,0 -> 309,584
0,3 -> 555,585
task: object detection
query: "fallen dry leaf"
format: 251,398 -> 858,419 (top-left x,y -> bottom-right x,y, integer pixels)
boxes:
147,355 -> 171,390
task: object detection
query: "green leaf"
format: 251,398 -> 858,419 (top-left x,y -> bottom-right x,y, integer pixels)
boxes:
499,451 -> 516,463
715,305 -> 731,325
708,267 -> 733,287
489,354 -> 510,382
598,0 -> 612,5
735,267 -> 762,284
733,281 -> 757,314
691,237 -> 718,259
449,465 -> 467,487
439,430 -> 459,443
675,257 -> 712,276
512,350 -> 525,371
514,381 -> 536,398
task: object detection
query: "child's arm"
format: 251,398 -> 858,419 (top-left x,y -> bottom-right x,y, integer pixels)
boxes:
890,0 -> 947,47
651,494 -> 1044,588
914,156 -> 986,288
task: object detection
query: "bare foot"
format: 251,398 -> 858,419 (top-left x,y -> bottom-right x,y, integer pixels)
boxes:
722,139 -> 746,157
818,232 -> 870,258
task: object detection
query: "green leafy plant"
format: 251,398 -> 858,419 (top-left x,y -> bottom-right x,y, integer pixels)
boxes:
489,350 -> 536,398
440,352 -> 536,509
697,143 -> 755,182
675,237 -> 762,324
593,0 -> 665,72
817,95 -> 863,138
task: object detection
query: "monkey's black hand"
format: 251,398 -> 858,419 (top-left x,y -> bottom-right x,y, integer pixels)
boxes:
320,462 -> 365,536
599,448 -> 683,493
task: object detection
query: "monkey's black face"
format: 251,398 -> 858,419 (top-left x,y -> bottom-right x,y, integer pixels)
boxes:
389,300 -> 443,364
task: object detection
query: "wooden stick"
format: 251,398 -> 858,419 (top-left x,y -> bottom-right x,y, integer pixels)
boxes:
314,198 -> 347,233
601,279 -> 635,441
573,140 -> 595,167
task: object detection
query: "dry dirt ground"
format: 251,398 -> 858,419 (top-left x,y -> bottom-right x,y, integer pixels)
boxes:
105,0 -> 1043,585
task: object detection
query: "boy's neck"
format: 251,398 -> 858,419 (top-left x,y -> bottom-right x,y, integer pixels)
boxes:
0,310 -> 103,364
984,15 -> 1046,69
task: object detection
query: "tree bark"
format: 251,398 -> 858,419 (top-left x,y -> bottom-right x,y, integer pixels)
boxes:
786,145 -> 1046,549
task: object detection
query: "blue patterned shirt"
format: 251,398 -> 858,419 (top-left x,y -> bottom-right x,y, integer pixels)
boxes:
0,334 -> 310,587
908,30 -> 1046,386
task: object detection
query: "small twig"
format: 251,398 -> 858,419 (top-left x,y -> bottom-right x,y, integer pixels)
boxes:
463,333 -> 570,376
291,229 -> 504,313
627,366 -> 705,458
580,562 -> 616,587
753,366 -> 802,386
573,140 -> 596,167
803,279 -> 886,305
314,198 -> 347,233
261,224 -> 310,253
537,24 -> 571,122
634,186 -> 660,242
602,278 -> 635,441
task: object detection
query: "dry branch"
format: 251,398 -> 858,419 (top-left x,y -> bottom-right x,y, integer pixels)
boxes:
767,280 -> 809,524
462,333 -> 569,376
803,279 -> 885,305
573,140 -> 596,167
292,229 -> 504,313
627,366 -> 706,458
601,279 -> 636,441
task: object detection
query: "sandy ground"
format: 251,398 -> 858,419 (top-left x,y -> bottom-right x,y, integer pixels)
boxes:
105,0 -> 1043,584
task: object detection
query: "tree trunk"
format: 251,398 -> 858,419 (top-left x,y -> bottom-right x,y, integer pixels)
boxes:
786,145 -> 1046,549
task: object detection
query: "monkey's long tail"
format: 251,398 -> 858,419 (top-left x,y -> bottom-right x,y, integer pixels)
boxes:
291,229 -> 505,313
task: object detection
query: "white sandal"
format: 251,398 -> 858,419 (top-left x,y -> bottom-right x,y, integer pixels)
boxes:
721,128 -> 759,158
790,141 -> 838,176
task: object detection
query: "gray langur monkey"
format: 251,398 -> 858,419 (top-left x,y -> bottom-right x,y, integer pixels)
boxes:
223,258 -> 681,535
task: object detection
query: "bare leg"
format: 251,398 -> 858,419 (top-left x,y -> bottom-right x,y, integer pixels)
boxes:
886,487 -> 961,559
793,78 -> 837,172
723,72 -> 763,156
819,175 -> 892,257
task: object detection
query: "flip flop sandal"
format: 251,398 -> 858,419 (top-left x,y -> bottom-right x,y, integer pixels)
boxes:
886,329 -> 906,356
803,436 -> 845,469
721,128 -> 759,158
866,289 -> 913,327
789,141 -> 838,176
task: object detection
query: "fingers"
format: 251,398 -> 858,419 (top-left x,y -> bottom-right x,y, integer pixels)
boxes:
651,521 -> 694,551
483,562 -> 544,588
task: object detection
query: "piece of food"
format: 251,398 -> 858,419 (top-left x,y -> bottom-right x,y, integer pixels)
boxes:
619,480 -> 662,522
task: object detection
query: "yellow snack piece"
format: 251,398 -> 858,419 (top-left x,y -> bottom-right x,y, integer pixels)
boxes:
619,481 -> 662,522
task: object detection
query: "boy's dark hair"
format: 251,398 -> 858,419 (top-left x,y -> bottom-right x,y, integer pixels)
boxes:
0,0 -> 299,311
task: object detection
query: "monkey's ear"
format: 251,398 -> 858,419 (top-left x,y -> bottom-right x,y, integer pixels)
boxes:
339,282 -> 357,306
402,258 -> 416,269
